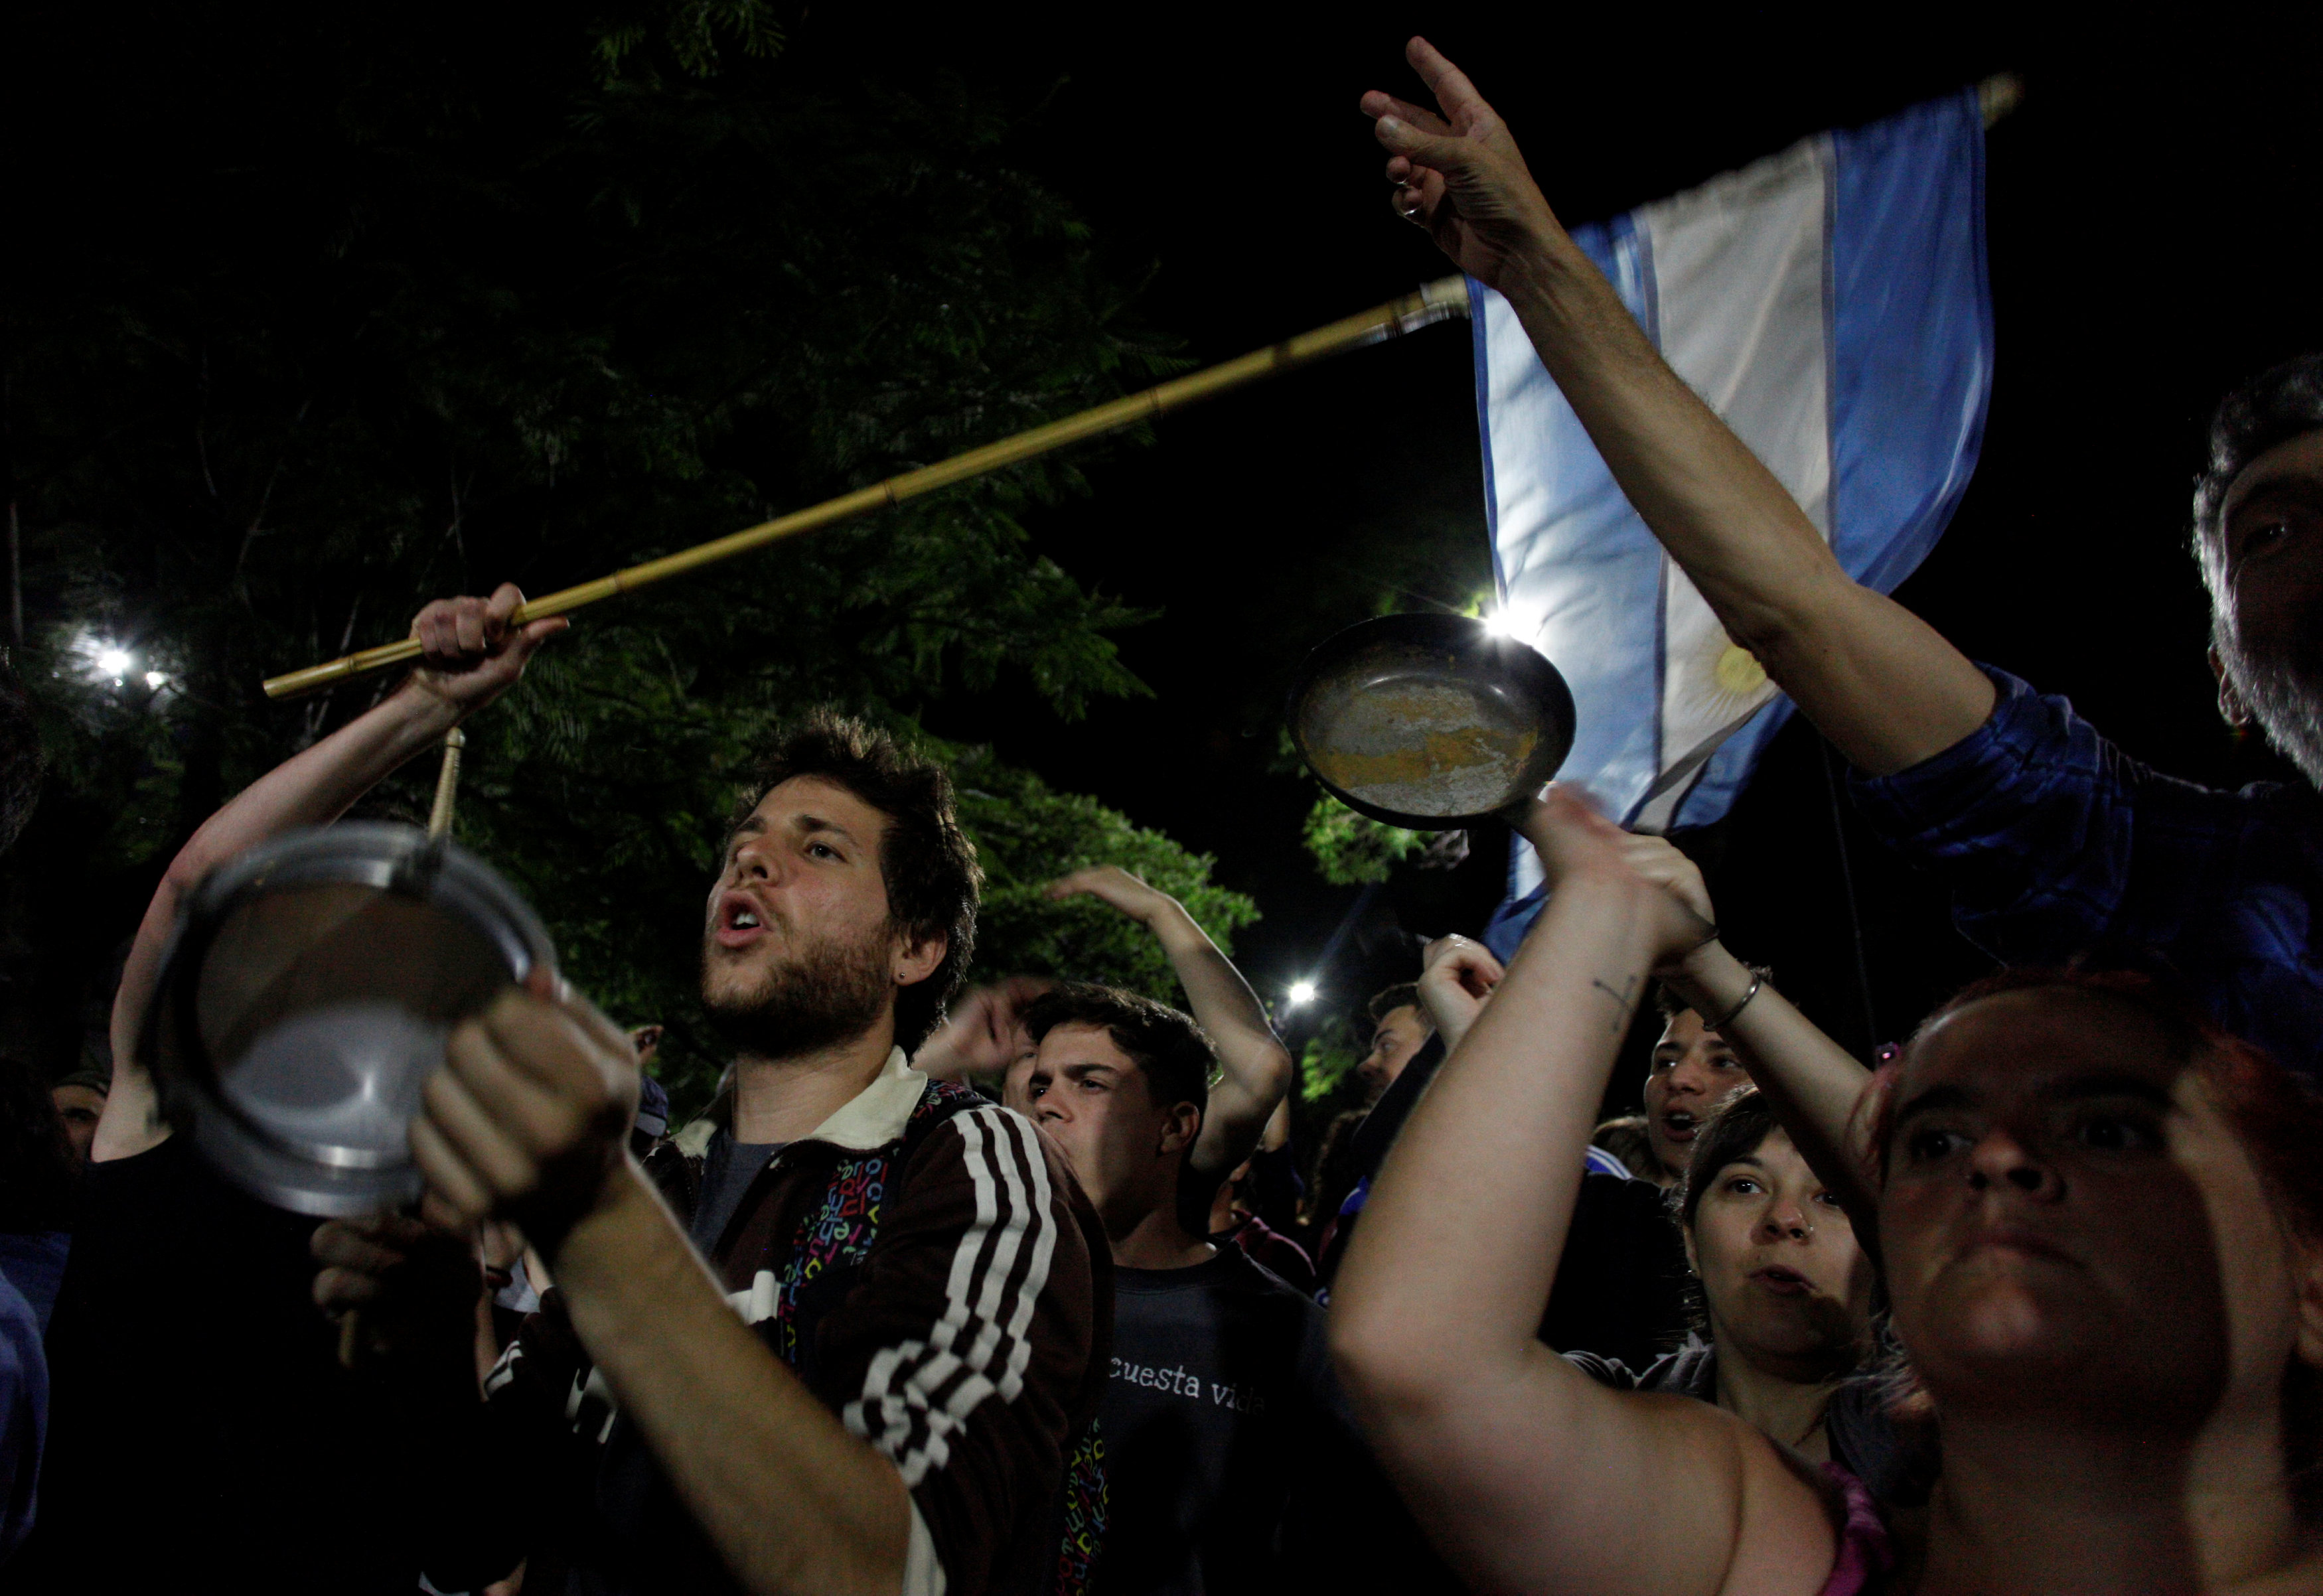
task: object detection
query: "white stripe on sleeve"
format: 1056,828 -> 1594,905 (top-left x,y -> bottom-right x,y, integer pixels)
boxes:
841,1106 -> 1057,1490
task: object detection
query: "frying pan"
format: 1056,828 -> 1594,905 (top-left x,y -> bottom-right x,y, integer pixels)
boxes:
1287,613 -> 1576,829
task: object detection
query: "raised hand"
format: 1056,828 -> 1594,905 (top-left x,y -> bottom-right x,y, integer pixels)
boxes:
913,975 -> 1055,1080
409,968 -> 640,1256
1042,864 -> 1182,928
1419,933 -> 1505,1051
1360,37 -> 1560,291
1510,786 -> 1717,969
407,583 -> 569,713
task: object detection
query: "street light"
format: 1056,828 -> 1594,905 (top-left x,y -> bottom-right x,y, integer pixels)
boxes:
1286,979 -> 1318,1007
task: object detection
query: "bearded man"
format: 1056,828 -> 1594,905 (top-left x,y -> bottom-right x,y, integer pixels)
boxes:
1368,36 -> 2323,1079
25,583 -> 1106,1596
294,641 -> 1106,1595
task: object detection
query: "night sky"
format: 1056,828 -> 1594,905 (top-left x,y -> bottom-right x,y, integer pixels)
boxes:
836,8 -> 2323,1099
15,7 -> 2323,1105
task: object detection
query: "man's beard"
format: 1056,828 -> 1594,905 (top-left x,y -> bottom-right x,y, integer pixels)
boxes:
2217,626 -> 2323,786
701,921 -> 893,1060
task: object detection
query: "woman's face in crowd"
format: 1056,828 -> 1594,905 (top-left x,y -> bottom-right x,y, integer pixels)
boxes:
1690,1129 -> 1872,1370
1878,989 -> 2317,1427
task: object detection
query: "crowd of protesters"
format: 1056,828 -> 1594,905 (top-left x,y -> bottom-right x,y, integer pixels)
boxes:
5,30 -> 2323,1596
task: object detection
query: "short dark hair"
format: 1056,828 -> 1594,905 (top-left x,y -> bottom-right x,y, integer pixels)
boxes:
2192,353 -> 2323,594
732,710 -> 981,1051
1653,966 -> 1774,1029
1023,981 -> 1214,1117
1673,1089 -> 1785,1231
1368,982 -> 1428,1033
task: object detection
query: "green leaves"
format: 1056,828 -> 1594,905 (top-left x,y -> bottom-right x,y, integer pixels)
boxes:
1301,794 -> 1440,885
3,6 -> 1246,1110
954,747 -> 1256,1007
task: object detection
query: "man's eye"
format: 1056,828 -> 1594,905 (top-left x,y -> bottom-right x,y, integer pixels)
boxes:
2073,1113 -> 2164,1153
1712,1054 -> 1742,1070
2237,518 -> 2298,566
1725,1177 -> 1761,1195
1813,1189 -> 1844,1208
808,842 -> 838,860
1905,1126 -> 1969,1163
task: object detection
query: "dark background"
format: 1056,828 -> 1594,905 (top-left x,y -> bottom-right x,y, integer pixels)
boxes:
882,5 -> 2323,1098
11,5 -> 2323,1114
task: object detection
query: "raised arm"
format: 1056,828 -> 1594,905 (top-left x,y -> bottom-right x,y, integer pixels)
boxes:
96,585 -> 564,1161
1043,867 -> 1294,1188
1329,790 -> 1834,1596
1362,37 -> 1995,776
1612,833 -> 1882,1238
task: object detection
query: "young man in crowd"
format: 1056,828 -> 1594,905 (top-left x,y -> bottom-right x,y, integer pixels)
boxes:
1639,981 -> 1761,1188
1305,985 -> 1440,1284
16,585 -> 565,1594
319,689 -> 1110,1595
45,1072 -> 105,1167
1351,983 -> 1431,1100
917,863 -> 1294,1236
1012,983 -> 1392,1595
1371,35 -> 2323,1079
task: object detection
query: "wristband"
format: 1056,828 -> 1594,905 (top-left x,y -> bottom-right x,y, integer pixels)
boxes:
1699,973 -> 1763,1035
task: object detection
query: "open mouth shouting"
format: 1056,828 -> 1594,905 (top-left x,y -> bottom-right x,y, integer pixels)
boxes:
714,891 -> 772,950
1659,1108 -> 1700,1145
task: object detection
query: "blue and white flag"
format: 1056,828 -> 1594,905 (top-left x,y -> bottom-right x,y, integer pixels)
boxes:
1475,89 -> 1992,952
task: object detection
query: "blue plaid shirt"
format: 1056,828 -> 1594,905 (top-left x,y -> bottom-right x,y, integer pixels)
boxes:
1850,665 -> 2323,1082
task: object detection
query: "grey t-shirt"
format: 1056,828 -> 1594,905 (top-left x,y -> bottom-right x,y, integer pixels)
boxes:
690,1131 -> 785,1255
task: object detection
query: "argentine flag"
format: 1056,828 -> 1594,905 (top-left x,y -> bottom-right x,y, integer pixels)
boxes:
1476,88 -> 1993,952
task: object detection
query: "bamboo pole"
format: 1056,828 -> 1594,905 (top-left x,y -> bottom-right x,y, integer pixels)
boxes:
263,275 -> 1474,699
426,727 -> 465,839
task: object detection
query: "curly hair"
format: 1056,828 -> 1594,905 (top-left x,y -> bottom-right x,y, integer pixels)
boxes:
2191,353 -> 2323,601
730,711 -> 982,1051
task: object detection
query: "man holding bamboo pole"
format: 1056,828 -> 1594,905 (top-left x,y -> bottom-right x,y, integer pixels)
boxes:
311,639 -> 1109,1596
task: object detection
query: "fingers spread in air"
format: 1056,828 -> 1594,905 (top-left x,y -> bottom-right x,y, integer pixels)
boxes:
1359,90 -> 1451,136
1405,36 -> 1489,119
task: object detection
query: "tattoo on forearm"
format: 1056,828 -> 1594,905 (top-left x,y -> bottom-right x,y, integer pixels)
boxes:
1590,974 -> 1639,1035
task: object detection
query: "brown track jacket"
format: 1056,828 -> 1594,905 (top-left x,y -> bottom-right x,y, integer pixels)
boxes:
481,1050 -> 1110,1596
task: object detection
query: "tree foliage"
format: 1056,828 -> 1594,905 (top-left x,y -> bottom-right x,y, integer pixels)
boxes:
1,0 -> 1247,1108
1300,796 -> 1442,887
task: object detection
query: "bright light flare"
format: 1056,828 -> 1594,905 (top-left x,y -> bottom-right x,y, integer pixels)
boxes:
94,648 -> 132,678
144,671 -> 169,689
1286,980 -> 1319,1007
1481,602 -> 1544,643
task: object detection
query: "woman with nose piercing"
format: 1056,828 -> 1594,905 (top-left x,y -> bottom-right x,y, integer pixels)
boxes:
1567,1090 -> 1885,1483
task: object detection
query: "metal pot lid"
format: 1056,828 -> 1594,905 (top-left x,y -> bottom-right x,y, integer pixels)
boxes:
143,822 -> 556,1216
